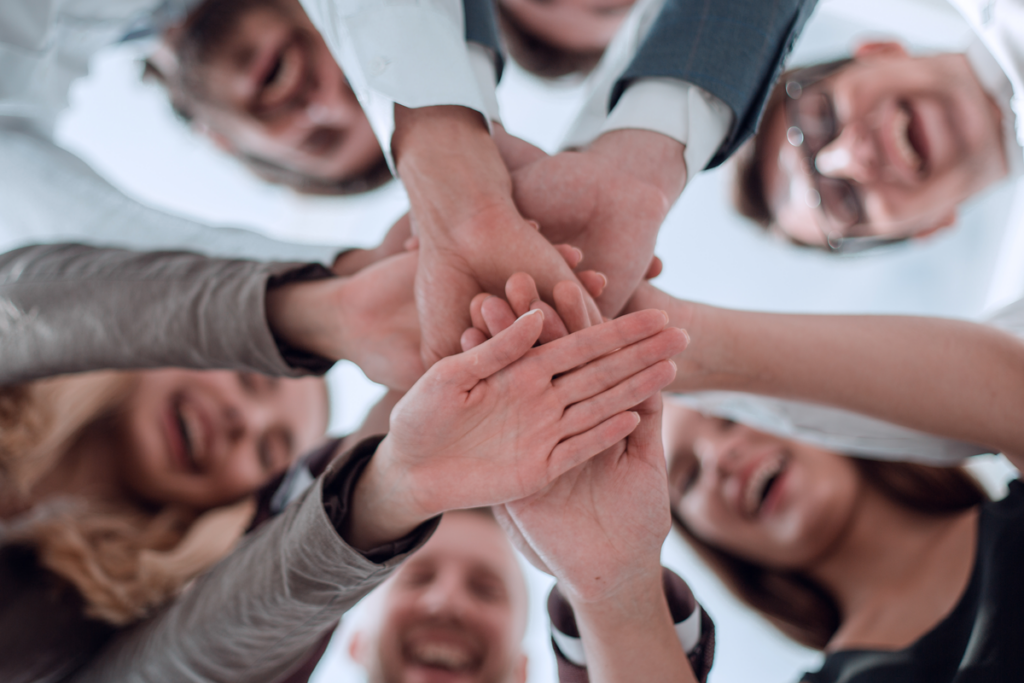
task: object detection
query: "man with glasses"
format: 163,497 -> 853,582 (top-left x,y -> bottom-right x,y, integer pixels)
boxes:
733,15 -> 1024,253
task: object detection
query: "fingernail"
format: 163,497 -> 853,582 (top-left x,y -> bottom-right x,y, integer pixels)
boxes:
572,247 -> 583,261
598,273 -> 608,288
680,329 -> 691,344
668,360 -> 678,372
518,309 -> 543,321
661,310 -> 670,324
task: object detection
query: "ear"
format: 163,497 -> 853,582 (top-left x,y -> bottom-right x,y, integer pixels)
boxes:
912,208 -> 958,239
513,653 -> 529,683
196,123 -> 235,154
348,631 -> 367,665
853,41 -> 908,61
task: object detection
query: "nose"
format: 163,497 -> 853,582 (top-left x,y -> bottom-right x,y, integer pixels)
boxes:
693,428 -> 750,478
814,122 -> 878,184
420,571 -> 470,618
302,75 -> 360,127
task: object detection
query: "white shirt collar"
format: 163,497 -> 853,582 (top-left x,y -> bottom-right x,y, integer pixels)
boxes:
966,38 -> 1024,177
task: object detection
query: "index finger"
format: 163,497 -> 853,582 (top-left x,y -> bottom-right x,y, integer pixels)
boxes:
530,309 -> 671,376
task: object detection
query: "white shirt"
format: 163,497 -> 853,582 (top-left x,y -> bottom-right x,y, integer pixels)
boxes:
299,0 -> 734,176
0,0 -> 340,264
560,0 -> 734,175
298,0 -> 501,173
953,0 -> 1024,155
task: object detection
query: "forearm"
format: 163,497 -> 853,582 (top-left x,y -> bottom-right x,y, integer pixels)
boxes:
569,578 -> 696,683
0,244 -> 330,384
666,296 -> 1024,457
393,104 -> 516,242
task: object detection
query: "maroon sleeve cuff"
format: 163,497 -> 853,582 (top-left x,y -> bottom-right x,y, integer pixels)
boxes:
547,567 -> 715,683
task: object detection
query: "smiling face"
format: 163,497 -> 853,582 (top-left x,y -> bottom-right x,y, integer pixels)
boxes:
762,43 -> 1008,248
353,511 -> 528,683
499,0 -> 634,54
115,369 -> 328,510
161,0 -> 384,188
666,409 -> 863,569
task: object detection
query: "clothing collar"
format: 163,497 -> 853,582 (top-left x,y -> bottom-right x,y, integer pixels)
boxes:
966,38 -> 1024,178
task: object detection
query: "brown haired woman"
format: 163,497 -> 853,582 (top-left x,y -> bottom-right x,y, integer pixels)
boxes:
629,281 -> 1024,682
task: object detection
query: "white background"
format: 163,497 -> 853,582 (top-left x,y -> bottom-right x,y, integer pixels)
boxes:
49,0 -> 1024,680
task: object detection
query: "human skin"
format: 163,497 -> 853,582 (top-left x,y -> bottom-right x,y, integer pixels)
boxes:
28,370 -> 329,512
499,0 -> 635,53
665,404 -> 980,652
342,306 -> 685,551
760,42 -> 1008,246
350,511 -> 529,683
159,0 -> 383,183
626,282 -> 1024,467
464,280 -> 696,682
391,105 -> 611,366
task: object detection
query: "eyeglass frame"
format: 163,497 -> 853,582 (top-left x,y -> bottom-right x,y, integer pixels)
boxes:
781,59 -> 908,255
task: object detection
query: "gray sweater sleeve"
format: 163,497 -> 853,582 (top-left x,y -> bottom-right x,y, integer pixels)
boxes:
71,437 -> 439,683
0,243 -> 332,384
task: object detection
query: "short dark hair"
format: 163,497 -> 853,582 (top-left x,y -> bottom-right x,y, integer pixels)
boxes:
674,458 -> 988,650
496,1 -> 604,78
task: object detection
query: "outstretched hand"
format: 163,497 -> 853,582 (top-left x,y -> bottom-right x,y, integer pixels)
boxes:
343,307 -> 686,550
497,393 -> 672,604
264,251 -> 422,391
508,134 -> 678,319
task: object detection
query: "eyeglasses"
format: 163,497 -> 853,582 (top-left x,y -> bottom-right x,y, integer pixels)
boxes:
783,60 -> 905,254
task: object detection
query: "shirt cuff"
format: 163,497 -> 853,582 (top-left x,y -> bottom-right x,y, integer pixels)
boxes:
265,263 -> 337,375
300,0 -> 493,174
321,435 -> 441,564
600,78 -> 734,175
468,43 -> 502,126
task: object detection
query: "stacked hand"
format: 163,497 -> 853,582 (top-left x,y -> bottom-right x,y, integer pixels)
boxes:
343,303 -> 686,550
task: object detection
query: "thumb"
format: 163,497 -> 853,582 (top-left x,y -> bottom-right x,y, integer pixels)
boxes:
629,393 -> 665,466
451,309 -> 544,384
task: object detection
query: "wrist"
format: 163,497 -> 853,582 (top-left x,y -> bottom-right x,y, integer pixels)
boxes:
341,436 -> 431,551
566,566 -> 669,629
265,278 -> 344,361
589,129 -> 688,201
392,105 -> 516,240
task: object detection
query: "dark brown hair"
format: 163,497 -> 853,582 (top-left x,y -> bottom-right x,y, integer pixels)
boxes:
496,2 -> 604,78
674,458 -> 989,650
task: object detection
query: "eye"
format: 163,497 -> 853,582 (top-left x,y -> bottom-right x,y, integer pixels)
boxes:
258,430 -> 293,473
400,564 -> 435,588
468,574 -> 506,603
682,460 -> 702,492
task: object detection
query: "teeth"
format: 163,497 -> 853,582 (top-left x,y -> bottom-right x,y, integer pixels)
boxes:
894,107 -> 922,171
178,404 -> 200,470
744,458 -> 783,516
408,641 -> 475,671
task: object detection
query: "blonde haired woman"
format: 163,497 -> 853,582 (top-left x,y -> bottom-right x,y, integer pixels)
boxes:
0,242 -> 683,682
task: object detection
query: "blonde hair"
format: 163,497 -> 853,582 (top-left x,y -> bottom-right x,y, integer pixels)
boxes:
0,373 -> 255,625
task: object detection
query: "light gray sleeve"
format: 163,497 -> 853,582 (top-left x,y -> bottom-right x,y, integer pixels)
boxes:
0,127 -> 343,265
675,299 -> 1024,465
70,444 -> 433,683
0,243 -> 325,384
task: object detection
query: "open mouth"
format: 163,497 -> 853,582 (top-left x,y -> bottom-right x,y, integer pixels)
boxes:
403,637 -> 483,676
172,399 -> 202,474
893,103 -> 927,175
742,456 -> 786,517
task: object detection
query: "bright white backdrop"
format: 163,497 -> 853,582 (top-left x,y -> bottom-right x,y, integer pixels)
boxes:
44,0 -> 1024,680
